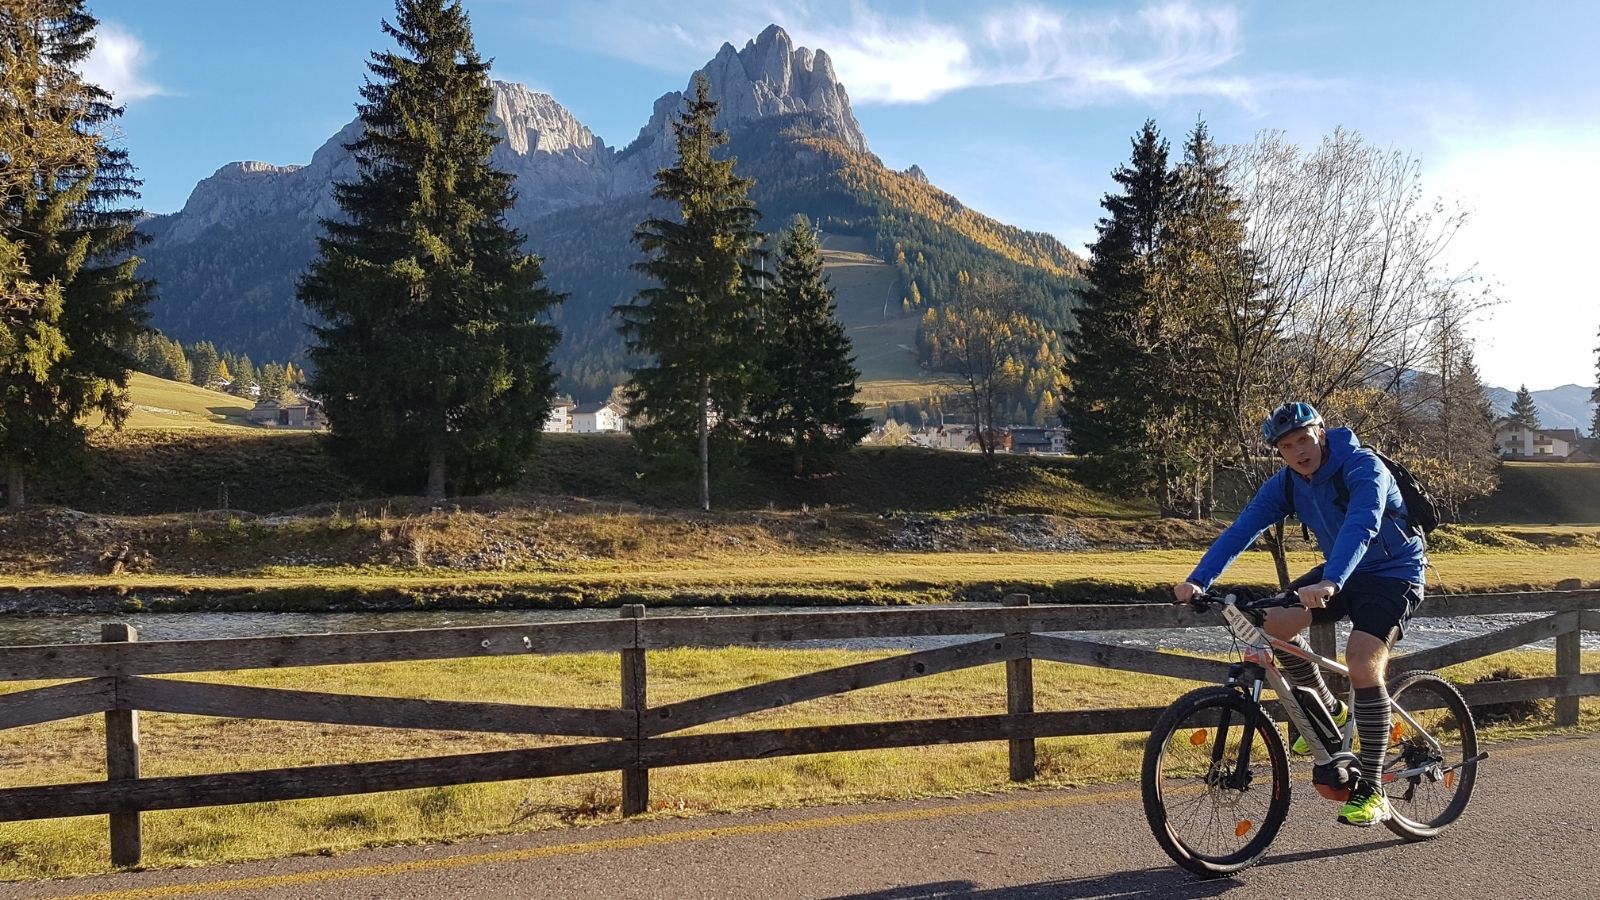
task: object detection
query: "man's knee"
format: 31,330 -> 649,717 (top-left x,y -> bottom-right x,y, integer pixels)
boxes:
1264,606 -> 1311,639
1345,631 -> 1389,687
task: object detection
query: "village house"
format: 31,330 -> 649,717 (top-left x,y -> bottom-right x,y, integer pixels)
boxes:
1007,427 -> 1068,455
543,399 -> 575,433
1494,422 -> 1582,459
571,400 -> 626,433
247,398 -> 325,430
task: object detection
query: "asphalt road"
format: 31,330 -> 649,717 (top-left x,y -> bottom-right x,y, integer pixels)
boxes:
5,734 -> 1595,900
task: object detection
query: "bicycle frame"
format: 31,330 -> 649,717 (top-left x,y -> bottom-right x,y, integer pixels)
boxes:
1216,598 -> 1446,781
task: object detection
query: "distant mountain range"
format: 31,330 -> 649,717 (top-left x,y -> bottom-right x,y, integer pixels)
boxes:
1487,384 -> 1597,434
136,24 -> 1083,395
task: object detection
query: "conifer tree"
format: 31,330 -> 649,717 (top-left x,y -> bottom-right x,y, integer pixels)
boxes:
1059,120 -> 1180,497
0,1 -> 149,508
746,216 -> 870,475
616,76 -> 767,510
1508,384 -> 1540,431
1591,326 -> 1599,438
299,0 -> 562,497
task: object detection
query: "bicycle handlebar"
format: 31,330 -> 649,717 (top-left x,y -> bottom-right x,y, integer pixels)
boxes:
1185,590 -> 1304,614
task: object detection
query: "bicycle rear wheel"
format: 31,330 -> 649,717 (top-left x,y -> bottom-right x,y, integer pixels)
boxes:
1383,669 -> 1479,840
1142,686 -> 1291,877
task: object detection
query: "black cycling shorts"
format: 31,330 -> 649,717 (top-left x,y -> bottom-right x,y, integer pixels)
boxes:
1290,566 -> 1424,644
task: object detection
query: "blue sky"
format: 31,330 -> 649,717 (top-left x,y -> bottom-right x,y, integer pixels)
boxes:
86,0 -> 1599,392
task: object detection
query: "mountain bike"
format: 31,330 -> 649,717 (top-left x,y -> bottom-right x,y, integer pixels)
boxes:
1140,590 -> 1485,877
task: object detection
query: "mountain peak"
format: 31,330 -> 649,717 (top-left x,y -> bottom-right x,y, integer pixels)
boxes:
616,23 -> 868,189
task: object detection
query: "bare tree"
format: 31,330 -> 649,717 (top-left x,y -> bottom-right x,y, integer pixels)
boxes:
1211,129 -> 1490,582
923,274 -> 1035,463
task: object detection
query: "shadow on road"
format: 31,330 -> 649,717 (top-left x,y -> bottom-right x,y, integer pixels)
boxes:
823,837 -> 1407,898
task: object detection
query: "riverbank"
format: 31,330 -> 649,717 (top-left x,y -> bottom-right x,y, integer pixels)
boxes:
0,646 -> 1594,881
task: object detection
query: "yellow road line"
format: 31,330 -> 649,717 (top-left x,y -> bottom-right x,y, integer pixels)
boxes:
47,789 -> 1141,900
40,735 -> 1596,900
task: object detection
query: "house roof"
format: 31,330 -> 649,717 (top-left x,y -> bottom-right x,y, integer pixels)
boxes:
572,401 -> 622,415
1539,429 -> 1582,443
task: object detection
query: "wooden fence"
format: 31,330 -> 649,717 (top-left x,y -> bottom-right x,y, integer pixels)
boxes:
0,589 -> 1595,867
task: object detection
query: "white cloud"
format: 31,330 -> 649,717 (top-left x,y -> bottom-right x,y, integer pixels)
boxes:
1429,132 -> 1600,390
546,1 -> 1292,109
80,23 -> 166,102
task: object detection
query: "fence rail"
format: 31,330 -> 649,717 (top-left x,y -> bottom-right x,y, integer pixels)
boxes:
0,589 -> 1595,867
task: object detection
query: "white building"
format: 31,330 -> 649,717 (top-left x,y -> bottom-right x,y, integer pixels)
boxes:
1494,423 -> 1580,459
572,401 -> 626,433
543,399 -> 575,433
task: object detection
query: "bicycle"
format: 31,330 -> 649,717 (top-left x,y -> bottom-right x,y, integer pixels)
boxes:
1140,589 -> 1486,877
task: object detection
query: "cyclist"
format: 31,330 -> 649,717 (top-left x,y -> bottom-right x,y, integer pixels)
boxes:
1172,402 -> 1427,827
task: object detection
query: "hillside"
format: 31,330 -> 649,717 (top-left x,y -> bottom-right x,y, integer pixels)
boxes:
107,373 -> 257,431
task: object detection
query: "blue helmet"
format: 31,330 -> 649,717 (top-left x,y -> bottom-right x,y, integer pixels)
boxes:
1262,402 -> 1323,445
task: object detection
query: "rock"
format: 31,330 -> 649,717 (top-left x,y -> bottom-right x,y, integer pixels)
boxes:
614,24 -> 870,193
1554,578 -> 1583,590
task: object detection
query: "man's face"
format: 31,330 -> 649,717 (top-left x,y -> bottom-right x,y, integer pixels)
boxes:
1275,426 -> 1323,478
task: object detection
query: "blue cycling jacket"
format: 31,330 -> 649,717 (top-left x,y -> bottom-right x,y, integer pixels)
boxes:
1187,427 -> 1427,590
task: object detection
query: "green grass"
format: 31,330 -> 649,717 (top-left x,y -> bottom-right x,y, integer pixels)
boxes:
822,246 -> 925,382
110,372 -> 260,431
0,646 -> 1591,879
1464,462 -> 1600,524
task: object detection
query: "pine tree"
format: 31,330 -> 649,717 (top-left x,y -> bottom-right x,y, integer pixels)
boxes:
299,0 -> 562,497
615,76 -> 768,510
187,341 -> 220,387
1591,325 -> 1599,438
1508,384 -> 1541,431
746,216 -> 870,475
0,1 -> 150,508
1059,120 -> 1180,498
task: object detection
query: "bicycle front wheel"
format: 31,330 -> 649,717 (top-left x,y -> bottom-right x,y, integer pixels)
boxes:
1142,686 -> 1291,878
1383,669 -> 1479,840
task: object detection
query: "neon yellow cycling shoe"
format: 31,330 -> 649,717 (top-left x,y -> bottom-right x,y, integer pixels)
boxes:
1291,701 -> 1349,755
1338,781 -> 1392,827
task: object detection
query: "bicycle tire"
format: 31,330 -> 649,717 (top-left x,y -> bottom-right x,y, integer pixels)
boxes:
1142,685 -> 1291,877
1382,669 -> 1478,840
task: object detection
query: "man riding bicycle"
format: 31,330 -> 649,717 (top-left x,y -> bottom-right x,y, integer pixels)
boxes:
1172,402 -> 1427,827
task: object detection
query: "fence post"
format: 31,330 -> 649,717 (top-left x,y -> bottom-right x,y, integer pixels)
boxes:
1308,620 -> 1344,694
1004,593 -> 1035,781
620,604 -> 649,815
1556,623 -> 1580,727
102,622 -> 141,867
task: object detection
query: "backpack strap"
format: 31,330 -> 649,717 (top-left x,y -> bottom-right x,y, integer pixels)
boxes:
1281,470 -> 1311,542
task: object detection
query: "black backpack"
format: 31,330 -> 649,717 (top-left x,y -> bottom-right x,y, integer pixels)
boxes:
1283,446 -> 1440,540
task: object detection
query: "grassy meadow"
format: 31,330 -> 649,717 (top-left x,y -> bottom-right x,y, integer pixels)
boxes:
0,646 -> 1593,879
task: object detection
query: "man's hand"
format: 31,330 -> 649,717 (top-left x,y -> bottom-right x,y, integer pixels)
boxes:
1296,580 -> 1337,609
1172,582 -> 1203,604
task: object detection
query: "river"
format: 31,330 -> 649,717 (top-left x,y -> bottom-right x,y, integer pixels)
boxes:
0,605 -> 1593,653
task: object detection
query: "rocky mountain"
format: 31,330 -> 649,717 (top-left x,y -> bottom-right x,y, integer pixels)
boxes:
137,25 -> 1082,393
1488,384 -> 1598,433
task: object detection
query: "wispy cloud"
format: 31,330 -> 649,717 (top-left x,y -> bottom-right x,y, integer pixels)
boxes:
542,1 -> 1298,109
80,23 -> 166,102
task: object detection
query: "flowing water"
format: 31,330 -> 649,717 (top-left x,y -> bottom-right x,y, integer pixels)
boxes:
0,604 -> 1592,653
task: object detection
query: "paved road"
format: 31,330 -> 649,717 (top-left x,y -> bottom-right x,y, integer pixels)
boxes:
5,735 -> 1595,900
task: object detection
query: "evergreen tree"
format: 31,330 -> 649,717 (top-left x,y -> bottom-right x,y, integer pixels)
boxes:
299,0 -> 562,497
229,355 -> 256,397
1059,120 -> 1181,500
1591,326 -> 1599,438
187,340 -> 221,387
0,1 -> 150,508
1508,384 -> 1541,431
746,216 -> 870,475
615,76 -> 767,510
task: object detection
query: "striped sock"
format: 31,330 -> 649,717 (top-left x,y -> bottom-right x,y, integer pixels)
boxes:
1273,635 -> 1338,712
1354,684 -> 1392,786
